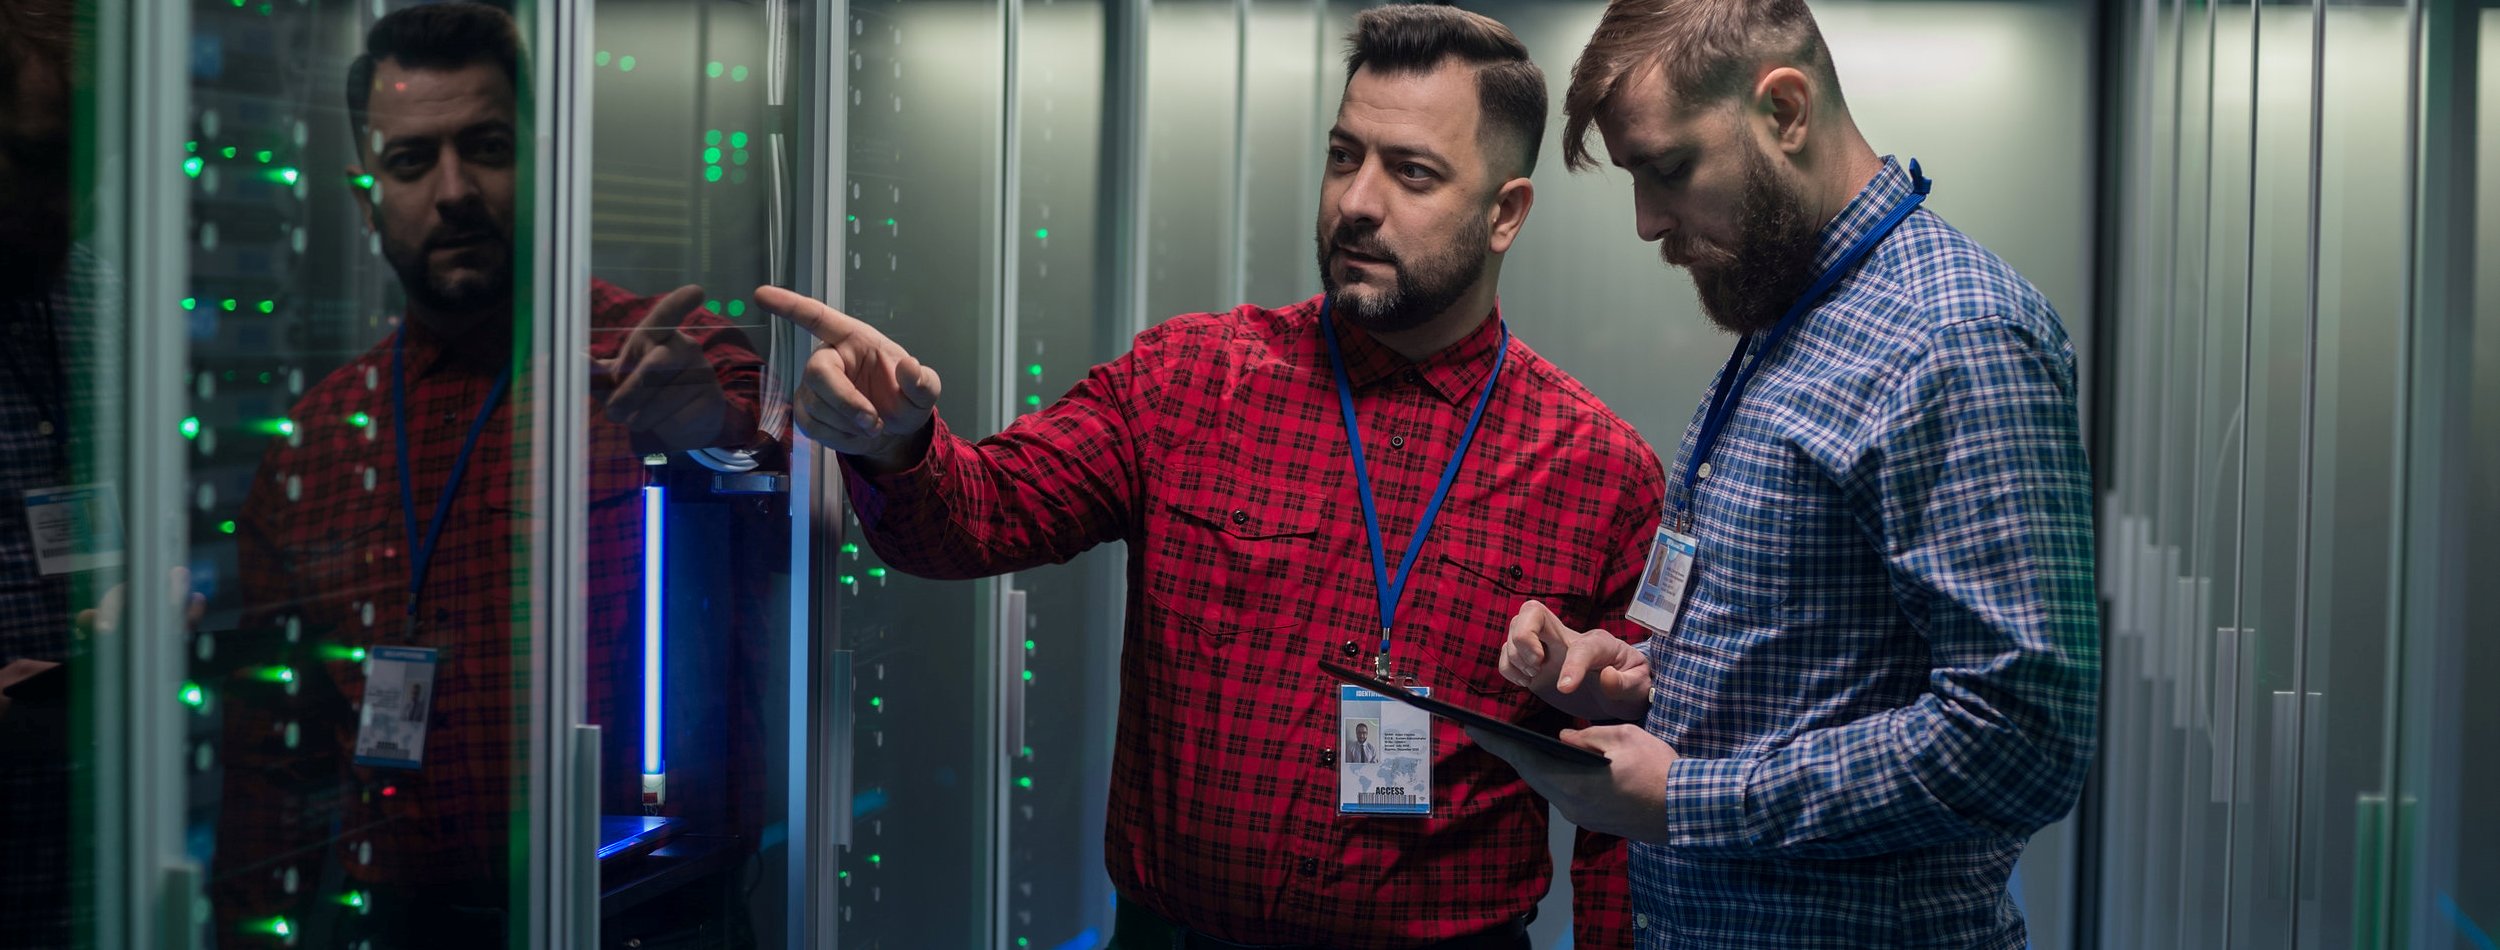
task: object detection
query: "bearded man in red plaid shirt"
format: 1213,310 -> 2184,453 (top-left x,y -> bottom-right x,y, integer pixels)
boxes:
764,6 -> 1665,948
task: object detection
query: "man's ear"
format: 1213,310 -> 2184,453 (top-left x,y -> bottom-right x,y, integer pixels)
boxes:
1755,66 -> 1814,156
1486,175 -> 1536,256
345,162 -> 377,233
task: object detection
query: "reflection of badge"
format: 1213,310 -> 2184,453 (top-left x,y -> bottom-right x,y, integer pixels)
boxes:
1338,683 -> 1432,817
354,647 -> 439,769
1627,525 -> 1698,635
21,483 -> 125,576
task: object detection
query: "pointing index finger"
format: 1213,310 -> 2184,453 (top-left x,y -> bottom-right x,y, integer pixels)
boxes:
755,285 -> 857,345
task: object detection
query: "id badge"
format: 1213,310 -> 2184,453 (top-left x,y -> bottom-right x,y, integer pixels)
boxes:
1338,683 -> 1432,817
354,647 -> 438,769
21,483 -> 125,576
1625,525 -> 1698,636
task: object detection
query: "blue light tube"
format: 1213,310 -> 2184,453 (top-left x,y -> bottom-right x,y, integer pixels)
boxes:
642,484 -> 664,777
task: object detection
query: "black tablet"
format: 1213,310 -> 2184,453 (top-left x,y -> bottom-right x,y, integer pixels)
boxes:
1319,658 -> 1609,768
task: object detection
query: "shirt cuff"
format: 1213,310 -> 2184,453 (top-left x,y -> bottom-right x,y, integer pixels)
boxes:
1663,755 -> 1752,850
838,412 -> 954,528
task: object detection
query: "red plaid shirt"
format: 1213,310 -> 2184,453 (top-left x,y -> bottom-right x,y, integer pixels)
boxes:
213,280 -> 764,933
845,295 -> 1666,948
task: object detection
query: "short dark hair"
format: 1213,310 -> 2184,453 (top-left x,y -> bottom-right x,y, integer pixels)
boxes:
1560,0 -> 1847,172
346,2 -> 523,154
1343,4 -> 1547,181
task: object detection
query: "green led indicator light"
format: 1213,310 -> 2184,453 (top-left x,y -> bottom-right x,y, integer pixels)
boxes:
704,299 -> 723,314
1028,363 -> 1044,378
732,149 -> 749,166
867,854 -> 882,866
618,55 -> 637,72
1022,669 -> 1034,682
183,157 -> 204,178
730,132 -> 749,149
349,412 -> 371,428
220,146 -> 237,159
251,916 -> 293,938
706,61 -> 725,78
731,65 -> 750,82
221,299 -> 238,312
1025,395 -> 1043,408
839,574 -> 857,585
726,300 -> 746,317
596,50 -> 612,67
846,215 -> 857,223
180,682 -> 205,708
257,299 -> 276,314
1024,639 -> 1035,651
1034,228 -> 1049,240
867,567 -> 887,579
1019,940 -> 1030,948
869,696 -> 882,708
350,647 -> 367,662
258,2 -> 272,14
272,167 -> 301,186
354,174 -> 375,190
218,520 -> 237,535
703,147 -> 722,164
840,542 -> 860,554
1017,776 -> 1033,789
180,417 -> 201,439
1020,745 -> 1033,758
839,870 -> 850,880
257,372 -> 272,384
704,166 -> 723,183
277,419 -> 296,436
181,297 -> 197,310
340,891 -> 367,909
255,149 -> 273,164
186,140 -> 198,153
704,129 -> 722,146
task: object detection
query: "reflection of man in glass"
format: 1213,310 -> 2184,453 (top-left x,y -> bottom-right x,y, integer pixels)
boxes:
1347,722 -> 1379,764
213,5 -> 770,946
403,682 -> 426,723
0,1 -> 87,944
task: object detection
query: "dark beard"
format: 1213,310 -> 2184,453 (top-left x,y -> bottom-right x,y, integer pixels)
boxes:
1315,213 -> 1489,335
381,226 -> 514,318
1664,146 -> 1822,336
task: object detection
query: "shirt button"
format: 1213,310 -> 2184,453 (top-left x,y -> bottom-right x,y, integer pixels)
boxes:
36,421 -> 54,437
1229,509 -> 1249,525
1319,748 -> 1335,766
1507,566 -> 1524,581
1389,435 -> 1405,449
1298,857 -> 1318,876
1341,640 -> 1362,658
1636,914 -> 1649,929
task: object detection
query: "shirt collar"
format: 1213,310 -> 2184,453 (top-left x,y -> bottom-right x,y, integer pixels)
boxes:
1810,155 -> 1912,276
1327,301 -> 1507,405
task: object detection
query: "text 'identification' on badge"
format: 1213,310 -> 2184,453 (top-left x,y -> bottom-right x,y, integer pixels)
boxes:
1339,683 -> 1433,817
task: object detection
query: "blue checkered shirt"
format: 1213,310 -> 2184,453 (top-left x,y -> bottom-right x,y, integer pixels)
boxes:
1631,158 -> 2098,949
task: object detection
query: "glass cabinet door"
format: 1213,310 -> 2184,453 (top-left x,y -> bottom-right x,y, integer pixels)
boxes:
832,1 -> 1006,946
171,1 -> 541,946
574,0 -> 820,946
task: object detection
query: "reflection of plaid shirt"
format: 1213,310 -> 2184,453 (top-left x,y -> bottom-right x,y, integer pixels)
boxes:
0,248 -> 118,949
211,280 -> 764,940
846,299 -> 1665,949
1633,159 -> 2097,949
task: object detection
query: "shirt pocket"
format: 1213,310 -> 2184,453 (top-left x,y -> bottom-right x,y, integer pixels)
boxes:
1687,444 -> 1805,611
1140,456 -> 1327,642
1426,548 -> 1591,697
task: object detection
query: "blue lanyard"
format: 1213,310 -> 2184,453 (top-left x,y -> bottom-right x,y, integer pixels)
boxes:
393,328 -> 513,626
1319,298 -> 1509,675
1674,160 -> 1932,530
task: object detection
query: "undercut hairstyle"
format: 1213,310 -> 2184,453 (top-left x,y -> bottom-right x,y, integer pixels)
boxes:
1344,4 -> 1548,182
1559,0 -> 1848,172
345,2 -> 523,154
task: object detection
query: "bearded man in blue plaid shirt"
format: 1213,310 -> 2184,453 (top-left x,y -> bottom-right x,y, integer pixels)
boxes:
1466,2 -> 2098,948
